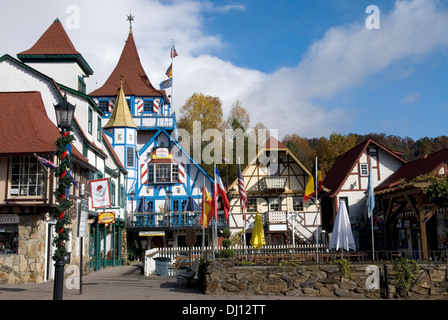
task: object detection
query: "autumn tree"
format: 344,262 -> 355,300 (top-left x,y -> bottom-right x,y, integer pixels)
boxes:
226,100 -> 250,131
282,134 -> 316,169
315,133 -> 357,172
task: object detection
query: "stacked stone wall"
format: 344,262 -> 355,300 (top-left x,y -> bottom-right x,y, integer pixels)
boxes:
201,259 -> 448,300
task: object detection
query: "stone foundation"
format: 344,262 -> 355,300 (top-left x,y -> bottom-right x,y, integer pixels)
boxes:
201,259 -> 448,300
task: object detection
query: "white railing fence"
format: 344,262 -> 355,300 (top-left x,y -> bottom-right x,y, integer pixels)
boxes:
144,244 -> 329,276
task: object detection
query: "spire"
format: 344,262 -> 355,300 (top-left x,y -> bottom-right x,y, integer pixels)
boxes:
88,21 -> 168,100
103,76 -> 138,129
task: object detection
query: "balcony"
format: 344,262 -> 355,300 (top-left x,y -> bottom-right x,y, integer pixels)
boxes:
128,211 -> 227,230
132,114 -> 175,130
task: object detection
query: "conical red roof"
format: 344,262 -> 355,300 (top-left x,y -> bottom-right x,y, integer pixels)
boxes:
18,18 -> 80,55
90,31 -> 168,100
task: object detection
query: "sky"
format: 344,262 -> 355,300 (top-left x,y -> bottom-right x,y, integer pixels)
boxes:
1,0 -> 448,141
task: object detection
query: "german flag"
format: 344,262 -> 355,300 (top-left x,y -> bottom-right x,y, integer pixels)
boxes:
304,161 -> 322,202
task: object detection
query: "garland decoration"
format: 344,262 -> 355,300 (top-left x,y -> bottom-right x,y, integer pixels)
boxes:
51,130 -> 75,261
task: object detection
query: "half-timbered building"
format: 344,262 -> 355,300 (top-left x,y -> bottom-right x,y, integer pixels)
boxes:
227,137 -> 320,245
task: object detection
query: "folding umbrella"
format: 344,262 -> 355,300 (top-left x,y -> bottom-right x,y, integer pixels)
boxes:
329,201 -> 356,258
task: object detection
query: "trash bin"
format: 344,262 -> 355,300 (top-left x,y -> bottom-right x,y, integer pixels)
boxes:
154,257 -> 170,276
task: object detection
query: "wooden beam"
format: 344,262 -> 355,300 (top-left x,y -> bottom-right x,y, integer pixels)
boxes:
417,194 -> 429,260
404,192 -> 419,221
422,203 -> 440,224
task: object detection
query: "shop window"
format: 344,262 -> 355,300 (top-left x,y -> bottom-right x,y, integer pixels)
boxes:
10,156 -> 46,197
0,217 -> 18,254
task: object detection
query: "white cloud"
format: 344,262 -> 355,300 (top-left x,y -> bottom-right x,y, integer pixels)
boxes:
2,0 -> 448,139
400,93 -> 420,105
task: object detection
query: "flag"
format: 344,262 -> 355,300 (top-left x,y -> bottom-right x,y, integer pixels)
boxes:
35,154 -> 58,170
159,78 -> 172,89
304,160 -> 322,202
237,161 -> 247,220
165,63 -> 172,79
366,161 -> 375,218
200,186 -> 212,228
212,165 -> 230,220
170,44 -> 178,58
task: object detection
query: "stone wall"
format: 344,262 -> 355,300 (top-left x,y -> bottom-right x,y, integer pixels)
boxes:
201,259 -> 448,300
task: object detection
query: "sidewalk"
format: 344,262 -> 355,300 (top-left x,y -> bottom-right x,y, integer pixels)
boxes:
0,264 -> 323,301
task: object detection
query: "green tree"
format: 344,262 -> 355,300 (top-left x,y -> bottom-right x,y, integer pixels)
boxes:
226,100 -> 250,131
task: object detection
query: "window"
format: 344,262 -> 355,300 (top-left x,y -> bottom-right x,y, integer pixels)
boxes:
126,147 -> 135,168
88,107 -> 93,134
98,100 -> 109,113
292,197 -> 303,211
0,218 -> 18,254
147,163 -> 181,184
97,116 -> 102,142
110,180 -> 116,206
143,100 -> 153,112
148,200 -> 154,212
155,164 -> 170,183
247,198 -> 257,213
269,198 -> 280,211
360,163 -> 369,176
10,156 -> 46,197
173,200 -> 180,212
78,76 -> 86,93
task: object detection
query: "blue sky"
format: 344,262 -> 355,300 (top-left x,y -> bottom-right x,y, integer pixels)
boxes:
1,0 -> 448,140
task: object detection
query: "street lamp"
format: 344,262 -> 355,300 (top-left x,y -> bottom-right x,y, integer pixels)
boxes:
129,191 -> 135,227
52,92 -> 76,300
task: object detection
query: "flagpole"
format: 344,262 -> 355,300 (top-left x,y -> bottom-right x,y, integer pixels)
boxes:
170,39 -> 174,111
368,161 -> 375,260
212,164 -> 217,260
315,157 -> 319,263
239,157 -> 248,259
202,177 -> 206,260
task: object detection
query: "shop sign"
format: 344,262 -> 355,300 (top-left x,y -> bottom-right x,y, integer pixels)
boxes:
152,147 -> 171,159
77,199 -> 88,237
90,178 -> 111,208
0,214 -> 19,224
139,231 -> 166,237
98,212 -> 115,224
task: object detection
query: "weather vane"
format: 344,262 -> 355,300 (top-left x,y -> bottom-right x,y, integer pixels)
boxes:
127,11 -> 134,30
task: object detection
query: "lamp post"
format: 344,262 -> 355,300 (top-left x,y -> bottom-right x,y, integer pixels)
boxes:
129,191 -> 135,227
165,189 -> 173,227
52,92 -> 76,300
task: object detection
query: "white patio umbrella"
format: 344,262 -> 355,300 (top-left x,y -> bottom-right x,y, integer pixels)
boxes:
329,201 -> 356,258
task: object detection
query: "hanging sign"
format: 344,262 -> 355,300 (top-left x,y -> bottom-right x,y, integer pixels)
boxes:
98,212 -> 115,224
90,178 -> 111,208
77,199 -> 88,237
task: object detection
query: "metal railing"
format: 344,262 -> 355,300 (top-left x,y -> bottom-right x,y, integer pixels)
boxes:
130,211 -> 227,229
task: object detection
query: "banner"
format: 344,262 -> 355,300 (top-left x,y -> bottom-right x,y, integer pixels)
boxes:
90,178 -> 111,208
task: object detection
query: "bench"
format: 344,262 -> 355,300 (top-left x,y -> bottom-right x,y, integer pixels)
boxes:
177,260 -> 200,284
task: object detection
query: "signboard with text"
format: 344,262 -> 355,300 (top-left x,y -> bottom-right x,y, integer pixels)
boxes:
90,178 -> 111,208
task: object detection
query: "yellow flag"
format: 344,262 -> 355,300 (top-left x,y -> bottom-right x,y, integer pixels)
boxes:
200,186 -> 212,228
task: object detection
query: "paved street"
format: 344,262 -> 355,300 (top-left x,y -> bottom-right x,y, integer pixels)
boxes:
0,263 -> 331,301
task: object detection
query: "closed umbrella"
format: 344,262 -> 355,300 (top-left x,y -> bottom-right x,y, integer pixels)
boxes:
250,212 -> 265,249
329,201 -> 356,258
136,196 -> 148,212
185,195 -> 200,211
250,212 -> 265,263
